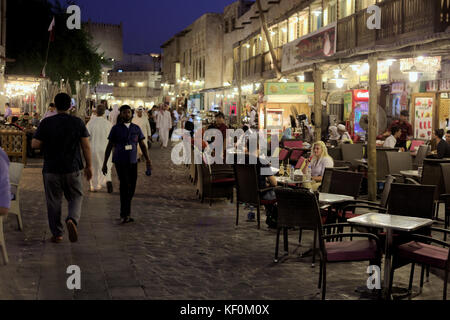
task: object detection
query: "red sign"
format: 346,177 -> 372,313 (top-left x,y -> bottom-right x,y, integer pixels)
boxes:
294,25 -> 336,60
353,90 -> 369,101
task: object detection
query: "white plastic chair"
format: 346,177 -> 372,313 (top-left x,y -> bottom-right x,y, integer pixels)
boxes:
8,162 -> 24,231
0,216 -> 8,264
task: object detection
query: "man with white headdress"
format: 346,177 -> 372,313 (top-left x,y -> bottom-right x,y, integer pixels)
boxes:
109,104 -> 120,126
132,106 -> 151,160
86,105 -> 113,193
157,104 -> 172,148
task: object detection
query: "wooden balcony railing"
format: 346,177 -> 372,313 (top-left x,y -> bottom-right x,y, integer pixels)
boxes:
338,0 -> 449,51
233,0 -> 448,81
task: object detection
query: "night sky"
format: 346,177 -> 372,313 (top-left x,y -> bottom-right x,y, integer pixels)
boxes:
73,0 -> 238,54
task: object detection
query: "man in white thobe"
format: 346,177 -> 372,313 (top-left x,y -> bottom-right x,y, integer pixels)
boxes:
109,104 -> 120,126
157,104 -> 172,148
86,105 -> 113,193
132,106 -> 151,160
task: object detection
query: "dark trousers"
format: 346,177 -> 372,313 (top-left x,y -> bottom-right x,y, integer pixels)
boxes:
115,163 -> 138,218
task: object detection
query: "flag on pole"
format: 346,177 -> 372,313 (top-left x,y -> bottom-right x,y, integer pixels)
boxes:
48,17 -> 55,42
41,17 -> 55,77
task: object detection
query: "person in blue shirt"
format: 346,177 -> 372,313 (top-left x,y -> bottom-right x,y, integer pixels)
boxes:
102,105 -> 152,224
0,147 -> 10,217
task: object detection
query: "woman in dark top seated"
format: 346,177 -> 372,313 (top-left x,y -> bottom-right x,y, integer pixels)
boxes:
428,129 -> 450,159
246,145 -> 278,228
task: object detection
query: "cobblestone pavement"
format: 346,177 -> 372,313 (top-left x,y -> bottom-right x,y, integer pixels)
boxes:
0,143 -> 447,300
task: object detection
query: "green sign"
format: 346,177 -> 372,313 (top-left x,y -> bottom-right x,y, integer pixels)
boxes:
265,82 -> 314,95
343,91 -> 353,120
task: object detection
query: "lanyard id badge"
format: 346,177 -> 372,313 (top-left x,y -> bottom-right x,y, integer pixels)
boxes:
125,125 -> 133,151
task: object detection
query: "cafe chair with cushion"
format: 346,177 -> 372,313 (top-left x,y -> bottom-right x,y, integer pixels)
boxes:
281,188 -> 381,300
328,170 -> 363,222
274,187 -> 319,264
421,158 -> 450,220
386,152 -> 413,182
199,162 -> 235,206
0,215 -> 8,264
8,162 -> 24,231
341,144 -> 364,169
389,228 -> 450,300
439,164 -> 450,233
278,148 -> 290,165
413,145 -> 430,170
233,164 -> 276,230
294,156 -> 306,170
282,139 -> 303,150
321,170 -> 363,226
289,149 -> 304,165
339,175 -> 395,225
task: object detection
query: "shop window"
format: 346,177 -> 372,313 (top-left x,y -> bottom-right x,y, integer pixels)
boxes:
339,0 -> 355,19
231,18 -> 236,31
233,47 -> 239,62
288,14 -> 299,42
270,26 -> 279,48
279,21 -> 288,46
298,11 -> 309,37
202,57 -> 205,79
225,20 -> 229,33
324,0 -> 337,26
252,37 -> 259,56
357,0 -> 376,11
262,34 -> 269,53
310,1 -> 323,32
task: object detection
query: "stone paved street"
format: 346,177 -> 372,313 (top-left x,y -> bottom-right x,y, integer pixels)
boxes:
0,144 -> 447,300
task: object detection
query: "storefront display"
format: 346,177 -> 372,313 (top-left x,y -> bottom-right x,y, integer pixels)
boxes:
412,93 -> 435,140
343,89 -> 369,138
390,82 -> 407,118
260,82 -> 314,131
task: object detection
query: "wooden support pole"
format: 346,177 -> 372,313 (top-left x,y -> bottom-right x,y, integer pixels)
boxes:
313,64 -> 322,142
256,0 -> 282,79
368,54 -> 378,201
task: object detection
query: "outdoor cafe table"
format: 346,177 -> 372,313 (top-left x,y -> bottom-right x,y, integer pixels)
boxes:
399,170 -> 421,180
355,158 -> 368,165
318,193 -> 354,205
275,176 -> 313,187
347,213 -> 433,299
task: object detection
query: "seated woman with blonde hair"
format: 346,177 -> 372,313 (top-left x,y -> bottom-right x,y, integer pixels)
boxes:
303,141 -> 334,191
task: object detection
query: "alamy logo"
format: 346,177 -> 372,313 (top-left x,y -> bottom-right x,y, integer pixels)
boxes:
367,265 -> 381,290
66,265 -> 81,290
66,5 -> 81,30
367,5 -> 381,30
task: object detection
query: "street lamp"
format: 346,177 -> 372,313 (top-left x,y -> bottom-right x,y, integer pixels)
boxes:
403,65 -> 421,83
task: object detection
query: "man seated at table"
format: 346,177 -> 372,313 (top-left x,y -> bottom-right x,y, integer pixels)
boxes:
303,141 -> 334,191
9,116 -> 24,131
384,110 -> 413,150
428,129 -> 450,159
383,126 -> 402,149
446,130 -> 450,146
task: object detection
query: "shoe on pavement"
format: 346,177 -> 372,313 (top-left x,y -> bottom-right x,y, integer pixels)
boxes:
121,217 -> 135,224
66,219 -> 78,243
107,181 -> 113,194
50,236 -> 63,243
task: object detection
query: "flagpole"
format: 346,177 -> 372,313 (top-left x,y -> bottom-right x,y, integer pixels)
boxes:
42,35 -> 51,77
42,17 -> 55,78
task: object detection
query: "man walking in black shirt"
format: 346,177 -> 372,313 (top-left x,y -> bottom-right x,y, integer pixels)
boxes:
32,93 -> 93,243
102,105 -> 152,224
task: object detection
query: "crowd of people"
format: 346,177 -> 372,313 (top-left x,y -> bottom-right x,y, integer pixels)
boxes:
0,95 -> 197,243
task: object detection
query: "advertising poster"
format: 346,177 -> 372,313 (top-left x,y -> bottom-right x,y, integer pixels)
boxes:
281,23 -> 336,72
414,97 -> 434,140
